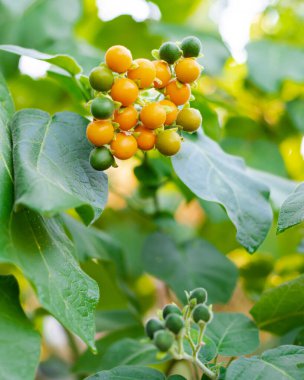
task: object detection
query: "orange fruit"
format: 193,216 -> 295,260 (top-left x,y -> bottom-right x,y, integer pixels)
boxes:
153,60 -> 171,89
86,120 -> 114,146
135,126 -> 156,151
165,79 -> 191,106
114,105 -> 138,131
140,102 -> 166,130
127,58 -> 156,88
159,99 -> 178,125
111,78 -> 139,106
175,58 -> 201,83
105,45 -> 132,73
110,132 -> 138,160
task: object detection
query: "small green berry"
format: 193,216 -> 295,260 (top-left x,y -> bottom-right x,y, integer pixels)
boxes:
159,42 -> 182,64
145,318 -> 164,339
153,330 -> 175,352
163,304 -> 182,319
192,304 -> 212,324
189,288 -> 207,305
180,36 -> 202,58
165,314 -> 184,335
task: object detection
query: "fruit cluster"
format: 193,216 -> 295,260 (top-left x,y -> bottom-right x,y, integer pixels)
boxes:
145,288 -> 213,354
87,36 -> 203,171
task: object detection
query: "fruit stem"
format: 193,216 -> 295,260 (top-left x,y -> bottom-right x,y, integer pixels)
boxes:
183,353 -> 217,380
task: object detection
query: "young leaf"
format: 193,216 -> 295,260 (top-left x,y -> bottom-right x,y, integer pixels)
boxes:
250,275 -> 304,335
143,232 -> 238,304
0,210 -> 99,350
0,44 -> 82,75
205,313 -> 259,356
0,276 -> 41,380
85,366 -> 166,380
277,183 -> 304,233
11,109 -> 108,225
226,345 -> 304,380
172,132 -> 273,253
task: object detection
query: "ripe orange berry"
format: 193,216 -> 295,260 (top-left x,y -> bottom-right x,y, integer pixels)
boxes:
140,102 -> 166,130
153,60 -> 171,89
127,59 -> 156,88
165,80 -> 191,106
111,78 -> 139,106
175,58 -> 201,83
110,133 -> 138,160
159,99 -> 178,125
86,120 -> 114,147
135,126 -> 156,151
105,45 -> 132,73
114,105 -> 138,131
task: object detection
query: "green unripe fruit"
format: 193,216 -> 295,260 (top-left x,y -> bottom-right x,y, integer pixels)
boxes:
153,330 -> 175,352
89,147 -> 114,171
163,304 -> 182,319
189,288 -> 208,305
145,318 -> 164,339
156,130 -> 181,156
91,97 -> 115,119
165,314 -> 184,335
159,42 -> 182,64
176,108 -> 202,133
89,65 -> 114,92
192,304 -> 212,324
180,36 -> 202,58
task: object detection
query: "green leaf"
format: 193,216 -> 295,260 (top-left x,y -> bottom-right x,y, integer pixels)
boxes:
74,327 -> 144,374
63,215 -> 123,265
172,132 -> 273,253
226,345 -> 304,380
287,99 -> 304,134
85,366 -> 166,380
92,338 -> 166,369
248,169 -> 298,210
0,210 -> 99,349
0,44 -> 82,75
206,313 -> 259,356
247,40 -> 304,93
250,275 -> 304,335
0,73 -> 14,229
0,275 -> 41,380
11,109 -> 108,224
142,233 -> 238,304
95,310 -> 142,332
277,183 -> 304,233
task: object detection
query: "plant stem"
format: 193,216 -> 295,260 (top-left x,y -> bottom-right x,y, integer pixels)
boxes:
183,353 -> 217,380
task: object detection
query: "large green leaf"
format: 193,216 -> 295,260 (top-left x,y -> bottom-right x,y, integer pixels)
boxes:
250,275 -> 304,335
11,109 -> 108,224
74,327 -> 144,374
247,40 -> 304,93
277,183 -> 304,233
0,45 -> 82,75
91,338 -> 164,369
85,366 -> 166,380
0,275 -> 41,380
0,210 -> 99,349
206,313 -> 259,356
172,132 -> 273,253
226,345 -> 304,380
248,169 -> 298,210
0,73 -> 14,229
143,233 -> 238,304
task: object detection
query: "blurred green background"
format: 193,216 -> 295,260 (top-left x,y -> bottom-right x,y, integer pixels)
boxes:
1,0 -> 304,378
